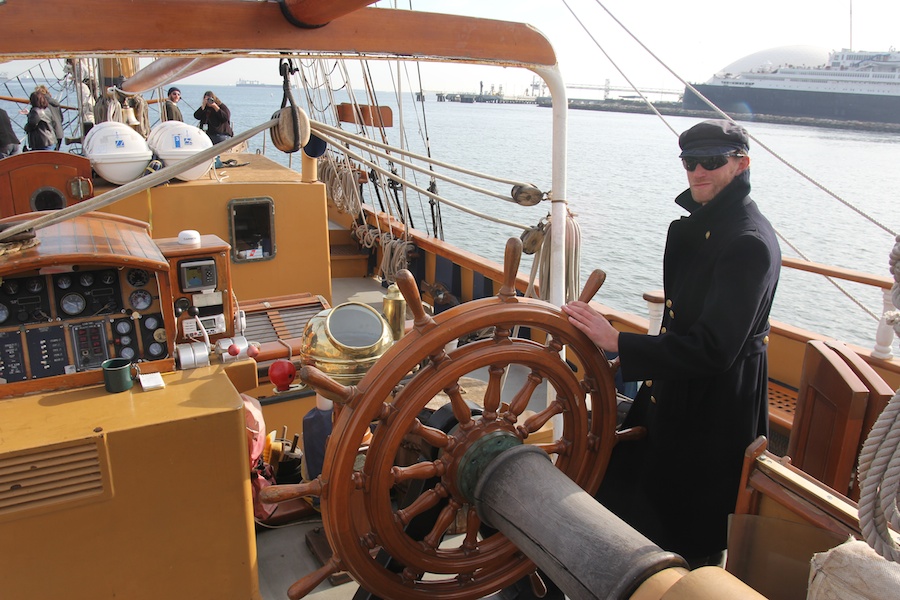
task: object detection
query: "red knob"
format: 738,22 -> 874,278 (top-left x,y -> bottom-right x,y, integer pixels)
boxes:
247,344 -> 260,359
228,344 -> 240,356
269,359 -> 296,392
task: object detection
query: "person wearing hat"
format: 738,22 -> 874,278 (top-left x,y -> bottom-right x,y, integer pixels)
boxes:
563,119 -> 780,568
164,87 -> 183,122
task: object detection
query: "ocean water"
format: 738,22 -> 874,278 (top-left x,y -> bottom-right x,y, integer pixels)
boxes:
6,83 -> 899,352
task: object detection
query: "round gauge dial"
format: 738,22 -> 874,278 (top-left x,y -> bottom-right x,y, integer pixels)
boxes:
119,335 -> 133,346
60,292 -> 86,316
148,342 -> 165,357
79,273 -> 94,287
129,289 -> 153,311
119,347 -> 136,360
115,320 -> 132,334
127,269 -> 151,288
0,303 -> 8,324
1,280 -> 20,295
153,328 -> 167,343
100,270 -> 116,285
26,278 -> 43,293
56,275 -> 73,290
144,316 -> 159,330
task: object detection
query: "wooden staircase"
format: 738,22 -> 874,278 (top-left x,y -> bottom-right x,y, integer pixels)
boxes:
328,221 -> 370,278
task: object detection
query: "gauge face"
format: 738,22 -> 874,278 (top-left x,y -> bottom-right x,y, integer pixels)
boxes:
119,346 -> 136,360
129,289 -> 153,311
79,273 -> 94,287
100,270 -> 116,285
1,280 -> 19,295
26,278 -> 43,293
56,275 -> 72,290
153,328 -> 167,343
119,335 -> 133,346
115,320 -> 132,334
144,316 -> 159,330
127,269 -> 150,288
60,292 -> 86,316
0,303 -> 8,324
148,342 -> 165,357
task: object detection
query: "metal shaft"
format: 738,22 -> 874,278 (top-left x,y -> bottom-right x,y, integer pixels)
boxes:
473,445 -> 687,600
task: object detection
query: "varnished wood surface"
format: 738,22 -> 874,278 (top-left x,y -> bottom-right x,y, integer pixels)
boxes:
0,2 -> 558,70
0,212 -> 167,274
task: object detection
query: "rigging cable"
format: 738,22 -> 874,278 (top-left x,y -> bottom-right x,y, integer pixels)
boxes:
565,0 -> 892,323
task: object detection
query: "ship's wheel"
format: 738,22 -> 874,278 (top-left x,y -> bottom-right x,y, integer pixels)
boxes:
264,238 -> 620,600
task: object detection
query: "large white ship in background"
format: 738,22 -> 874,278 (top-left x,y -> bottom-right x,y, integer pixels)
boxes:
683,46 -> 900,123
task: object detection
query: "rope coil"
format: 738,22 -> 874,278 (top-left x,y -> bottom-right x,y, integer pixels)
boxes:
857,234 -> 900,562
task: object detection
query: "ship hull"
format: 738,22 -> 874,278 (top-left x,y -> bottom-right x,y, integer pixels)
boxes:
684,84 -> 900,124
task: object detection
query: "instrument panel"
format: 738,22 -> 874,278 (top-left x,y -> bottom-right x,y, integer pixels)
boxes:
0,266 -> 168,383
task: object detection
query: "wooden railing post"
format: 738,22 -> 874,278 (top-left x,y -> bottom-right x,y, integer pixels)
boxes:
872,288 -> 896,359
643,289 -> 664,336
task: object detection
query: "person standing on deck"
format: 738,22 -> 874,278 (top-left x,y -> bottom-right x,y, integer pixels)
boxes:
562,120 -> 781,569
23,91 -> 58,151
193,90 -> 233,144
0,108 -> 20,157
164,87 -> 183,122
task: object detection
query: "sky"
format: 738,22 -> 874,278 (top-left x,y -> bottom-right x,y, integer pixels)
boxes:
3,0 -> 899,97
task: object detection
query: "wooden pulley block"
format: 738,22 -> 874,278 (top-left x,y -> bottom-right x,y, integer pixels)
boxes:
269,106 -> 310,153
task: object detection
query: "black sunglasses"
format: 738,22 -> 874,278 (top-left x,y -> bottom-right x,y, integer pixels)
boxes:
681,153 -> 744,172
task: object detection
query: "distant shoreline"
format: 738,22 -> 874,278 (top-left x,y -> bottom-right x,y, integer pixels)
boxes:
536,98 -> 900,134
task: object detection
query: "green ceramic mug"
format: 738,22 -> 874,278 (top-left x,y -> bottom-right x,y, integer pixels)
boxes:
101,357 -> 141,393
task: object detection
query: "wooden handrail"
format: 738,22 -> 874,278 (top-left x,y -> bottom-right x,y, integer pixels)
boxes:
782,256 -> 892,290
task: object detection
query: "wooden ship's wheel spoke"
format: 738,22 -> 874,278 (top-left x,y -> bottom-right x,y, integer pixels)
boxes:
284,239 -> 619,599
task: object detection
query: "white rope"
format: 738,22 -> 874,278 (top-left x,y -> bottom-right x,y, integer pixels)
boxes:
858,236 -> 900,562
312,119 -> 535,199
526,207 -> 582,302
310,128 -> 532,231
858,389 -> 900,562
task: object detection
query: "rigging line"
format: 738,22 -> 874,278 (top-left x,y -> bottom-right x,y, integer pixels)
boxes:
312,129 -> 531,232
392,60 -> 430,234
585,0 -> 896,239
347,61 -> 399,226
313,122 -> 526,204
362,59 -> 411,232
775,230 -> 880,322
561,0 -> 677,137
311,119 -> 533,189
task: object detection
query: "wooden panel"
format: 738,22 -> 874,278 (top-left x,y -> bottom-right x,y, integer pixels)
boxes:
336,103 -> 393,127
0,212 -> 167,274
0,152 -> 93,218
0,3 -> 558,69
787,341 -> 868,496
824,340 -> 895,500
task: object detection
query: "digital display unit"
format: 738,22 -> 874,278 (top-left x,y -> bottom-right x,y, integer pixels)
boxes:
179,258 -> 217,293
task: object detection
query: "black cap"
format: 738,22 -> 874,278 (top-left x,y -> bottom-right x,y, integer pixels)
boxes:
678,119 -> 749,157
167,87 -> 181,96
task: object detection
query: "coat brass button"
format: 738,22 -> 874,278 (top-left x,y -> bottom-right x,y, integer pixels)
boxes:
669,309 -> 675,319
665,299 -> 672,308
705,231 -> 711,239
763,335 -> 769,345
660,326 -> 667,333
650,395 -> 656,404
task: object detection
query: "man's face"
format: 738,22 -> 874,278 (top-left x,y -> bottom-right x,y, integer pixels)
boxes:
684,154 -> 750,205
169,90 -> 181,102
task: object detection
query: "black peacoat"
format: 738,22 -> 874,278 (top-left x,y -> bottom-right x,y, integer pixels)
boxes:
596,170 -> 780,559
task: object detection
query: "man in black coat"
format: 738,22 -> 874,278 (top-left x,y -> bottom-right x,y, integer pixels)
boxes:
563,119 -> 780,568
